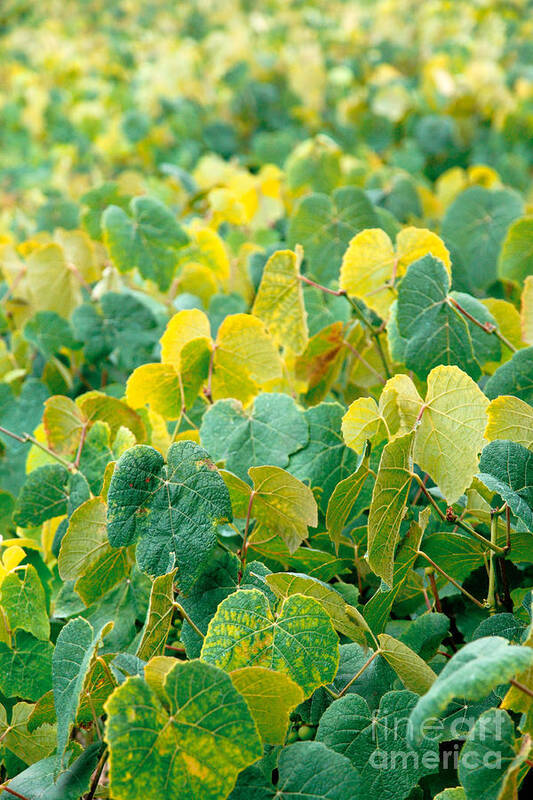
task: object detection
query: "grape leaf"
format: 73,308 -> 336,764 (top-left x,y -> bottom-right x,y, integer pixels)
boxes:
105,660 -> 261,800
229,667 -> 303,745
408,637 -> 533,744
367,432 -> 414,587
485,347 -> 533,406
288,186 -> 379,283
477,439 -> 533,529
106,441 -> 232,590
13,464 -> 70,527
136,570 -> 175,661
0,631 -> 54,701
317,690 -> 439,800
201,588 -> 339,696
200,393 -> 308,482
0,564 -> 49,641
485,395 -> 533,448
252,247 -> 308,354
414,365 -> 489,505
103,196 -> 189,290
230,741 -> 361,800
395,255 -> 501,379
442,186 -> 523,290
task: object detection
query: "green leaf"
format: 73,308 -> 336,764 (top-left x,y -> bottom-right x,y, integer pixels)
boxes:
24,311 -> 80,359
105,660 -> 262,800
0,630 -> 53,701
289,402 -> 357,514
498,216 -> 533,284
229,667 -> 304,745
106,441 -> 232,591
53,616 -> 111,758
230,740 -> 361,800
136,570 -> 175,661
477,440 -> 533,529
408,637 -> 533,744
377,634 -> 437,694
442,186 -> 523,290
458,709 -> 524,800
200,393 -> 308,482
326,446 -> 371,550
223,465 -> 318,552
367,432 -> 414,587
395,255 -> 500,379
485,347 -> 533,406
266,572 -> 369,644
201,588 -> 339,696
364,510 -> 429,635
288,186 -> 379,283
58,497 -> 132,605
316,690 -> 439,800
0,743 -> 103,800
103,196 -> 189,291
13,464 -> 70,527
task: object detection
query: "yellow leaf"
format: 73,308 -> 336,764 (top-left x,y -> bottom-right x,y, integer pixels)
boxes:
485,396 -> 533,449
342,397 -> 387,454
342,374 -> 422,453
229,667 -> 303,745
181,224 -> 230,282
212,314 -> 282,405
252,247 -> 308,355
521,276 -> 533,345
54,229 -> 100,283
160,309 -> 211,369
340,226 -> 450,319
414,365 -> 489,504
43,395 -> 86,457
26,243 -> 81,317
482,298 -> 524,371
177,263 -> 218,305
126,363 -> 181,419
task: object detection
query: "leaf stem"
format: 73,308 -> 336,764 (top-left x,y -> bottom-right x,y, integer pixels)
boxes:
342,339 -> 386,385
486,510 -> 499,614
417,550 -> 486,609
411,473 -> 505,554
173,602 -> 204,639
447,296 -> 517,352
509,679 -> 533,699
0,425 -> 76,472
0,786 -> 31,800
426,568 -> 442,612
86,747 -> 108,800
337,649 -> 380,698
297,274 -> 346,296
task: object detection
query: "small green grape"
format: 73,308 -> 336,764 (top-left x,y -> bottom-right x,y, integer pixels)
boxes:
298,724 -> 315,741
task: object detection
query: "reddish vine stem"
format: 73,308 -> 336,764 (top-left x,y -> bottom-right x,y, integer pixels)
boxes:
73,422 -> 89,469
0,786 -> 31,800
426,568 -> 442,612
0,424 -> 75,471
509,679 -> 533,699
203,344 -> 217,404
447,296 -> 517,352
417,550 -> 486,609
297,273 -> 392,378
86,748 -> 108,800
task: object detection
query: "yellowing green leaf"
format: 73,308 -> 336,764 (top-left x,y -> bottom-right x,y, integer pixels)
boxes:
522,276 -> 533,345
252,247 -> 308,355
201,589 -> 339,696
341,396 -> 388,454
485,395 -> 533,449
368,432 -> 414,586
414,365 -> 489,504
378,633 -> 437,694
229,667 -> 303,745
